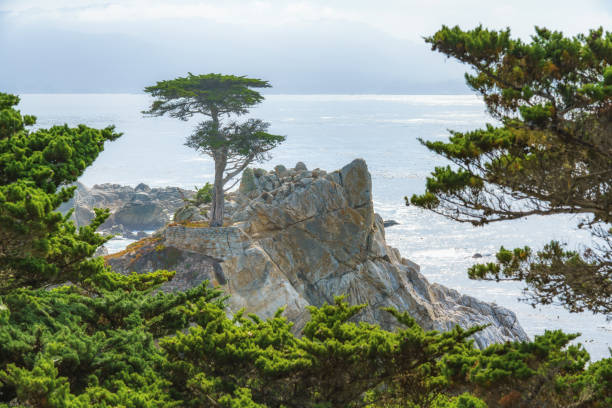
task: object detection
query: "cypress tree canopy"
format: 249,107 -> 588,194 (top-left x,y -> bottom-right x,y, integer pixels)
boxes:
143,73 -> 271,119
410,26 -> 611,314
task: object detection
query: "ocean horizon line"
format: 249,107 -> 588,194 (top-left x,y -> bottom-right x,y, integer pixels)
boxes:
16,91 -> 476,96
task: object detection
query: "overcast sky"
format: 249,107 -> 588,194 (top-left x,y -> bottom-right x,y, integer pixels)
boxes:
1,0 -> 611,93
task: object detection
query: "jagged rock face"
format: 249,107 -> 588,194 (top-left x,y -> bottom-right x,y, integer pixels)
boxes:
106,160 -> 528,347
58,183 -> 194,232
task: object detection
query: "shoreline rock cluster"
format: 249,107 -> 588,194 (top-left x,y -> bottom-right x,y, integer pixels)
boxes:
59,182 -> 194,237
105,159 -> 528,348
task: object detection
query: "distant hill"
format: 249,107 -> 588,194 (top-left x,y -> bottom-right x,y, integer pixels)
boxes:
0,18 -> 468,94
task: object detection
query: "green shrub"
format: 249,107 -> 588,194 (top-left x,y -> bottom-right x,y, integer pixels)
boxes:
191,182 -> 213,205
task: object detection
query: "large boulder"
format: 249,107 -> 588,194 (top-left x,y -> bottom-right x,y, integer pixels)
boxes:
111,201 -> 165,230
106,160 -> 528,347
173,205 -> 207,224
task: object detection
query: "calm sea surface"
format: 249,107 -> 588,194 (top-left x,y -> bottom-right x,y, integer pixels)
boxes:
19,93 -> 611,360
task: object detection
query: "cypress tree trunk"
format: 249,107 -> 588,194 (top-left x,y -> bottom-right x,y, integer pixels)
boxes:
210,150 -> 226,227
209,108 -> 226,227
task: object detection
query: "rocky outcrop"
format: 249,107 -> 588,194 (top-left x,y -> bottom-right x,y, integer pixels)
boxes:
59,183 -> 194,234
106,160 -> 528,348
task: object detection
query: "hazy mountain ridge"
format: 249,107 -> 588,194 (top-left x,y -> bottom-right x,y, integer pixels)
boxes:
0,18 -> 467,94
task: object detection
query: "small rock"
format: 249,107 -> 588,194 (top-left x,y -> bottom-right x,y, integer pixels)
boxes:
311,169 -> 326,178
112,202 -> 165,230
261,177 -> 275,191
94,246 -> 109,257
224,201 -> 238,214
134,231 -> 150,239
124,230 -> 150,240
340,159 -> 371,208
135,183 -> 151,192
295,161 -> 308,171
174,205 -> 206,223
253,168 -> 267,177
325,171 -> 341,185
239,168 -> 257,194
472,253 -> 483,258
108,224 -> 127,236
274,165 -> 288,177
383,220 -> 399,228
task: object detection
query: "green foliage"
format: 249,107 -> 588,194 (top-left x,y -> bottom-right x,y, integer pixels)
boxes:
184,118 -> 285,161
190,183 -> 213,206
143,73 -> 270,120
467,242 -> 610,313
431,393 -> 487,408
441,330 -> 600,406
0,280 -> 224,407
0,93 -> 121,293
156,296 -> 485,407
3,289 -> 608,408
410,26 -> 612,314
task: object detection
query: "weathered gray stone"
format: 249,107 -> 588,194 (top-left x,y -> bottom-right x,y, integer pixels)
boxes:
58,182 -> 192,233
324,171 -> 341,186
239,168 -> 257,195
299,177 -> 313,185
253,168 -> 267,177
112,202 -> 166,230
163,226 -> 250,260
107,160 -> 529,347
94,245 -> 109,257
128,230 -> 150,240
295,161 -> 307,171
311,169 -> 326,178
274,165 -> 288,177
174,205 -> 207,223
340,159 -> 371,209
135,183 -> 151,192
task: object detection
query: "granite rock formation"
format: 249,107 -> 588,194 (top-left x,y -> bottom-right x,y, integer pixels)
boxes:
106,159 -> 528,348
59,183 -> 194,234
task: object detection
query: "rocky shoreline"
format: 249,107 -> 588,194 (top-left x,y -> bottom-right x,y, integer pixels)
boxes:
97,159 -> 528,347
59,182 -> 194,237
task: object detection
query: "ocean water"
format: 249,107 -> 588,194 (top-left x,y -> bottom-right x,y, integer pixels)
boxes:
19,93 -> 611,360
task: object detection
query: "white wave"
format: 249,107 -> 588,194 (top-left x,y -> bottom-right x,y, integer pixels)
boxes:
104,237 -> 136,254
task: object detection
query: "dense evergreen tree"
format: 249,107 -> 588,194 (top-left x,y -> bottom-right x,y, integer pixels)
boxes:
410,26 -> 612,315
3,289 -> 609,407
0,93 -> 120,293
143,73 -> 285,227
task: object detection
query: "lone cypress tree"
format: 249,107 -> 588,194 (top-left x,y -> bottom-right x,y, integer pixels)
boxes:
143,73 -> 285,227
411,26 -> 611,314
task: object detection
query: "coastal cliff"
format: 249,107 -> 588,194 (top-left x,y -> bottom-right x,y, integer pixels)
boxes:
106,159 -> 528,347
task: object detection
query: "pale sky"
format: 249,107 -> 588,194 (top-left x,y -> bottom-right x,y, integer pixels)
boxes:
1,0 -> 610,93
